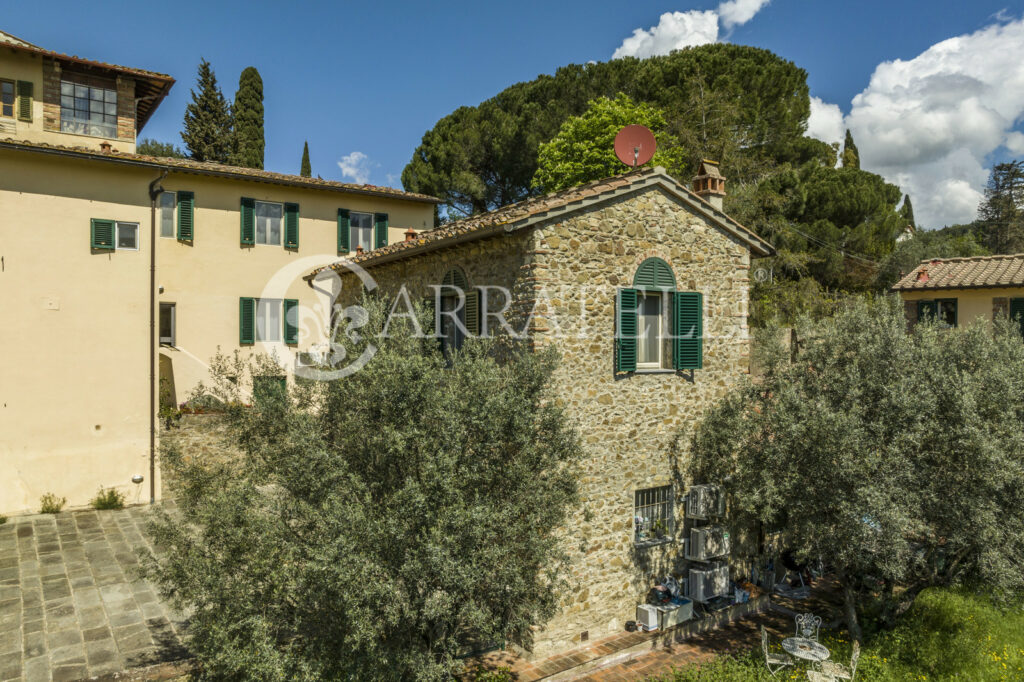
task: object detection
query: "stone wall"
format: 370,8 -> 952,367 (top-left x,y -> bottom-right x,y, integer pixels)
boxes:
333,185 -> 755,658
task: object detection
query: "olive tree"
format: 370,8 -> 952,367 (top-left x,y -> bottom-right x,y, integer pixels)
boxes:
690,297 -> 1024,640
143,298 -> 582,680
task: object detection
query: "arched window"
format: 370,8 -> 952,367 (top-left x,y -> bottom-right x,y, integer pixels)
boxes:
616,258 -> 703,372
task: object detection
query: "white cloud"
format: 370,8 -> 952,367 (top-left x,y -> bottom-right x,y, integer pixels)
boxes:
805,96 -> 844,146
611,1 -> 770,59
337,151 -> 371,184
845,17 -> 1024,227
718,0 -> 771,29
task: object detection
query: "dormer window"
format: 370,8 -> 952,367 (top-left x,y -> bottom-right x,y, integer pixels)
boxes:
60,80 -> 117,138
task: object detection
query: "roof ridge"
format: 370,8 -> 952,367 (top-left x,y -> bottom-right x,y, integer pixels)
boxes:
917,253 -> 1024,264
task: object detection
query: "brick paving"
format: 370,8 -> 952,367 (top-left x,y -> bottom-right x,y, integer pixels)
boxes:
0,505 -> 188,682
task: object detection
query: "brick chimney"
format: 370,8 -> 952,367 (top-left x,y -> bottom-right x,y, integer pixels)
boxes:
99,141 -> 112,153
692,159 -> 726,211
404,228 -> 417,242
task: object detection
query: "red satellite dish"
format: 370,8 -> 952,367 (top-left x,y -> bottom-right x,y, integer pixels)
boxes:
614,125 -> 657,168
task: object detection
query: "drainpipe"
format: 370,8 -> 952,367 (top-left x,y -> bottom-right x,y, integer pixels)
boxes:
148,171 -> 168,505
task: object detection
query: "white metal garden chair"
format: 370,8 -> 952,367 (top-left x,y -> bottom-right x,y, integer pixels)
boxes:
806,672 -> 836,682
795,612 -> 823,641
821,640 -> 860,680
761,625 -> 794,675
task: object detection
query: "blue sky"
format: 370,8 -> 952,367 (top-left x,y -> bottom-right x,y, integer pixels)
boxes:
6,1 -> 1023,226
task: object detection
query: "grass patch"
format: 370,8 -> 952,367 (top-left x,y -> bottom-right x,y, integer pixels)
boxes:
90,486 -> 126,510
653,588 -> 1023,681
39,493 -> 66,514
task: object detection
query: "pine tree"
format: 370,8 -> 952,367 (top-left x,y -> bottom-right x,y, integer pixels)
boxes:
900,195 -> 915,227
231,67 -> 264,169
181,59 -> 233,163
841,129 -> 860,170
978,160 -> 1024,254
300,141 -> 312,177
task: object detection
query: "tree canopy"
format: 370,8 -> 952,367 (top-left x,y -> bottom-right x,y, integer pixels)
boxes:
532,94 -> 679,192
143,299 -> 582,681
875,224 -> 989,289
978,160 -> 1024,254
300,141 -> 311,177
231,66 -> 264,169
181,59 -> 233,164
841,129 -> 860,170
690,297 -> 1024,641
136,138 -> 186,159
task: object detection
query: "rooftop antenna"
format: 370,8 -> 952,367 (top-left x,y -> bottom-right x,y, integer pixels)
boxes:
614,125 -> 657,168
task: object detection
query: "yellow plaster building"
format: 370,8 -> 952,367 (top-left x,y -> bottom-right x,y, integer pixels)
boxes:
891,254 -> 1024,329
0,30 -> 438,514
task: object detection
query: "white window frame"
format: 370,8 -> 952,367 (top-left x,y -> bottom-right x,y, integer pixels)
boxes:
254,200 -> 283,246
115,221 -> 139,251
158,191 -> 177,239
636,290 -> 664,370
0,79 -> 14,119
159,303 -> 176,346
350,211 -> 374,252
256,298 -> 282,343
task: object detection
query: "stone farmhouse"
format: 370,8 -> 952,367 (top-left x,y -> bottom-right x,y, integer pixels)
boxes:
311,163 -> 774,657
0,29 -> 437,514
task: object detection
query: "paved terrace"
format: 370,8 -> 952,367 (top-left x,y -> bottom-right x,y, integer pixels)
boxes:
0,505 -> 187,682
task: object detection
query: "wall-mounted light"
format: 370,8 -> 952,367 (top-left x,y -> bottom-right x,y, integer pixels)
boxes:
131,474 -> 144,484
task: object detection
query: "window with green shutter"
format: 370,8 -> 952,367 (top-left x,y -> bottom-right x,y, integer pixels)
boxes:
240,197 -> 255,245
616,288 -> 638,373
284,203 -> 300,248
672,291 -> 703,370
283,299 -> 299,344
633,257 -> 676,290
374,213 -> 389,249
90,218 -> 115,250
337,208 -> 350,253
438,268 -> 470,354
16,80 -> 32,122
1010,298 -> 1024,337
239,297 -> 255,344
176,191 -> 194,242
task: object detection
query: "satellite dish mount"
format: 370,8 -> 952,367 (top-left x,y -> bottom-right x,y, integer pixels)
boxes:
614,125 -> 657,168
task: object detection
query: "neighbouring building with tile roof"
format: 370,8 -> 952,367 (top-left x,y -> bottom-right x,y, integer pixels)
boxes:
891,254 -> 1024,330
0,30 -> 438,514
317,165 -> 773,658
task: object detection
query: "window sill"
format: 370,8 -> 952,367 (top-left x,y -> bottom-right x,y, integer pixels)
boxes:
635,537 -> 675,549
634,369 -> 677,374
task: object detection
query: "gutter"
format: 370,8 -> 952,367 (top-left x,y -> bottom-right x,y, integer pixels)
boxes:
147,171 -> 167,505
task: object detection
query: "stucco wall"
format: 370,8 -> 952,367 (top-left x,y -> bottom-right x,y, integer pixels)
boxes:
0,147 -> 434,514
333,185 -> 755,657
899,287 -> 1024,326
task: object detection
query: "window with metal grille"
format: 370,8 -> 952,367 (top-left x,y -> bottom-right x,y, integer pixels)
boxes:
634,485 -> 674,545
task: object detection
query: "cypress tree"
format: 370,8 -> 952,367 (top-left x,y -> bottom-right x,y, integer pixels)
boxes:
181,59 -> 233,163
300,141 -> 312,177
841,129 -> 860,170
900,195 -> 915,227
231,67 -> 264,169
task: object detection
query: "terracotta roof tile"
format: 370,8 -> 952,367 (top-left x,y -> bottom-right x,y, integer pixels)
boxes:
0,138 -> 441,203
891,253 -> 1024,291
308,166 -> 773,279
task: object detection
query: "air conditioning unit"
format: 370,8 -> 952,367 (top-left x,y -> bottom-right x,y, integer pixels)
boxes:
687,525 -> 730,560
688,563 -> 729,603
636,604 -> 659,631
686,484 -> 725,519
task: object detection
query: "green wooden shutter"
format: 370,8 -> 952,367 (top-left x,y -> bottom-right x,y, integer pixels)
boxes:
616,288 -> 638,373
283,299 -> 299,344
284,203 -> 300,248
240,197 -> 255,245
176,191 -> 194,242
239,297 -> 255,344
673,291 -> 704,370
16,81 -> 33,122
634,257 -> 677,290
374,212 -> 388,249
465,288 -> 480,336
337,208 -> 350,252
917,300 -> 936,322
1011,298 -> 1024,337
90,218 -> 115,250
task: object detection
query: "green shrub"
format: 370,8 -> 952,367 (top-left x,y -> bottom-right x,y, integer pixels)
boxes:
90,487 -> 126,510
39,493 -> 66,514
0,515 -> 7,524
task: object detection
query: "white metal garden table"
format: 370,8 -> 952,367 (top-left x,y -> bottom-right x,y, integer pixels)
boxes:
782,636 -> 830,664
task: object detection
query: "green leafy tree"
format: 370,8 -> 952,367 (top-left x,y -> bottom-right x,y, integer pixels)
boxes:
136,138 -> 186,159
300,141 -> 311,177
978,160 -> 1024,254
142,298 -> 582,681
231,66 -> 264,169
875,226 -> 989,289
181,59 -> 233,163
841,129 -> 860,169
690,297 -> 1024,641
899,194 -> 915,228
532,94 -> 679,192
